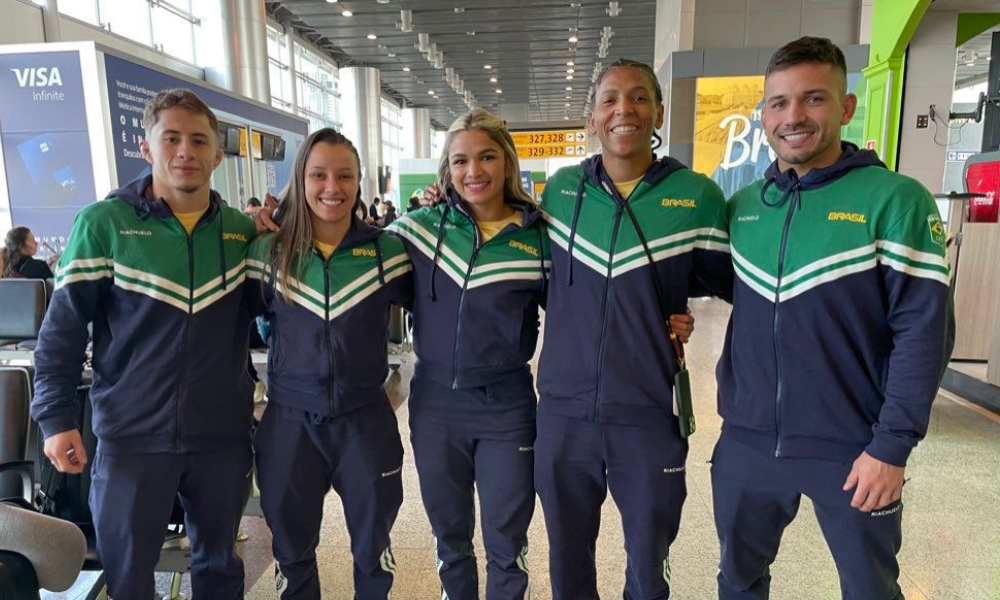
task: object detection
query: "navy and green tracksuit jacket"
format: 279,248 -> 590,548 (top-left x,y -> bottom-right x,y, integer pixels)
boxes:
245,218 -> 413,416
718,143 -> 955,467
387,189 -> 549,391
537,155 -> 733,426
31,175 -> 258,454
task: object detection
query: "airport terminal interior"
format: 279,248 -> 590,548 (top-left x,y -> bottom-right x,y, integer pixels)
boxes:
0,0 -> 999,598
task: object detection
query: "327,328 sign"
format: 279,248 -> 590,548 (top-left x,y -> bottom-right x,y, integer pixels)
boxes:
512,128 -> 588,159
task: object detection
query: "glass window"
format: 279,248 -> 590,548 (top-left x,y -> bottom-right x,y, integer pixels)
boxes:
55,0 -> 101,25
295,44 -> 341,130
381,98 -> 403,205
100,0 -> 152,46
266,25 -> 343,130
151,1 -> 197,64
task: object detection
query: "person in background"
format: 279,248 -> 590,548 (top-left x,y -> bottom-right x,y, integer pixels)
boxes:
369,196 -> 382,221
244,197 -> 262,217
380,201 -> 397,228
2,227 -> 55,279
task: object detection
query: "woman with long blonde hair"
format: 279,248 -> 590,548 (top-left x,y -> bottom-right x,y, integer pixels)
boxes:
387,109 -> 546,600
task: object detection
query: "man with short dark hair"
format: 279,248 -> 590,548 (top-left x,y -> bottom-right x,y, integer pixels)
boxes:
244,196 -> 263,216
713,37 -> 953,600
32,88 -> 257,600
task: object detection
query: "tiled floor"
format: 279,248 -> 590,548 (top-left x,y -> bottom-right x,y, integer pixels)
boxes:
49,299 -> 1000,599
241,299 -> 1000,599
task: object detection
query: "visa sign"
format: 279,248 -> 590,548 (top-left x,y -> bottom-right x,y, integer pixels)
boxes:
10,67 -> 63,87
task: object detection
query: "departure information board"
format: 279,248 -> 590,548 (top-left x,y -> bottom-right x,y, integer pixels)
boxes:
512,129 -> 587,159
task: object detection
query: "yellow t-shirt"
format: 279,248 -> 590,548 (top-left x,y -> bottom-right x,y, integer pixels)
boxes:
313,239 -> 336,260
614,176 -> 644,199
174,208 -> 208,235
478,210 -> 522,242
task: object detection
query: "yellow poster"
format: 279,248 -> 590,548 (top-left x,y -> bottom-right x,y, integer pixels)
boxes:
693,76 -> 773,196
693,74 -> 867,196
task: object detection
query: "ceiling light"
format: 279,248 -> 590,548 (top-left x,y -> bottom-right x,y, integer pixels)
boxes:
489,76 -> 497,83
387,52 -> 396,57
367,33 -> 377,40
326,0 -> 338,3
570,1 -> 581,6
566,86 -> 573,91
342,10 -> 353,17
428,90 -> 435,95
400,9 -> 412,32
495,89 -> 502,94
567,68 -> 575,74
569,35 -> 579,43
564,116 -> 570,120
608,1 -> 621,16
466,31 -> 476,36
565,102 -> 571,107
566,75 -> 574,80
455,7 -> 466,12
567,61 -> 575,66
402,66 -> 410,72
475,49 -> 484,54
484,64 -> 492,69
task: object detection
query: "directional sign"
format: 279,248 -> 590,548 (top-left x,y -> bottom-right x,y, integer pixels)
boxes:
512,128 -> 588,159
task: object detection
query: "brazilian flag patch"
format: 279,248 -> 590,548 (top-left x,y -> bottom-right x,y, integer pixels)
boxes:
928,215 -> 946,248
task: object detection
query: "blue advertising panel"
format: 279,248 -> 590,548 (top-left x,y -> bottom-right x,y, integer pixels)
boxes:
0,51 -> 95,256
102,53 -> 305,194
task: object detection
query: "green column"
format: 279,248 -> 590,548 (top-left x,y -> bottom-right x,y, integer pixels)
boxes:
862,0 -> 931,170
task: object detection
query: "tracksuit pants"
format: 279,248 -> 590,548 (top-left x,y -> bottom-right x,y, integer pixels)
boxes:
534,411 -> 689,600
711,430 -> 904,600
89,443 -> 253,600
409,372 -> 537,600
254,401 -> 404,600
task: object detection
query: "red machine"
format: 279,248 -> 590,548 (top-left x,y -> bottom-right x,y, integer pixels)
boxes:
965,153 -> 1000,223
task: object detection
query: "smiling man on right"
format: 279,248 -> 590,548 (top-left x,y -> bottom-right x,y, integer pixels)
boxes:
714,37 -> 954,600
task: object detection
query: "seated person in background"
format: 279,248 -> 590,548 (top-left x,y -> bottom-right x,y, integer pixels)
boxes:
380,200 -> 397,227
2,227 -> 54,279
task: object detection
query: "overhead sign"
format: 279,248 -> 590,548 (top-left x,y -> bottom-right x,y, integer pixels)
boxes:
512,129 -> 588,159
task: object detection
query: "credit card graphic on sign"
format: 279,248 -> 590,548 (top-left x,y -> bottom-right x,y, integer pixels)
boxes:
15,133 -> 80,203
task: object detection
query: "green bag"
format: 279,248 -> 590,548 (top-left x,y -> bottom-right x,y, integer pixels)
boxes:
673,366 -> 696,438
